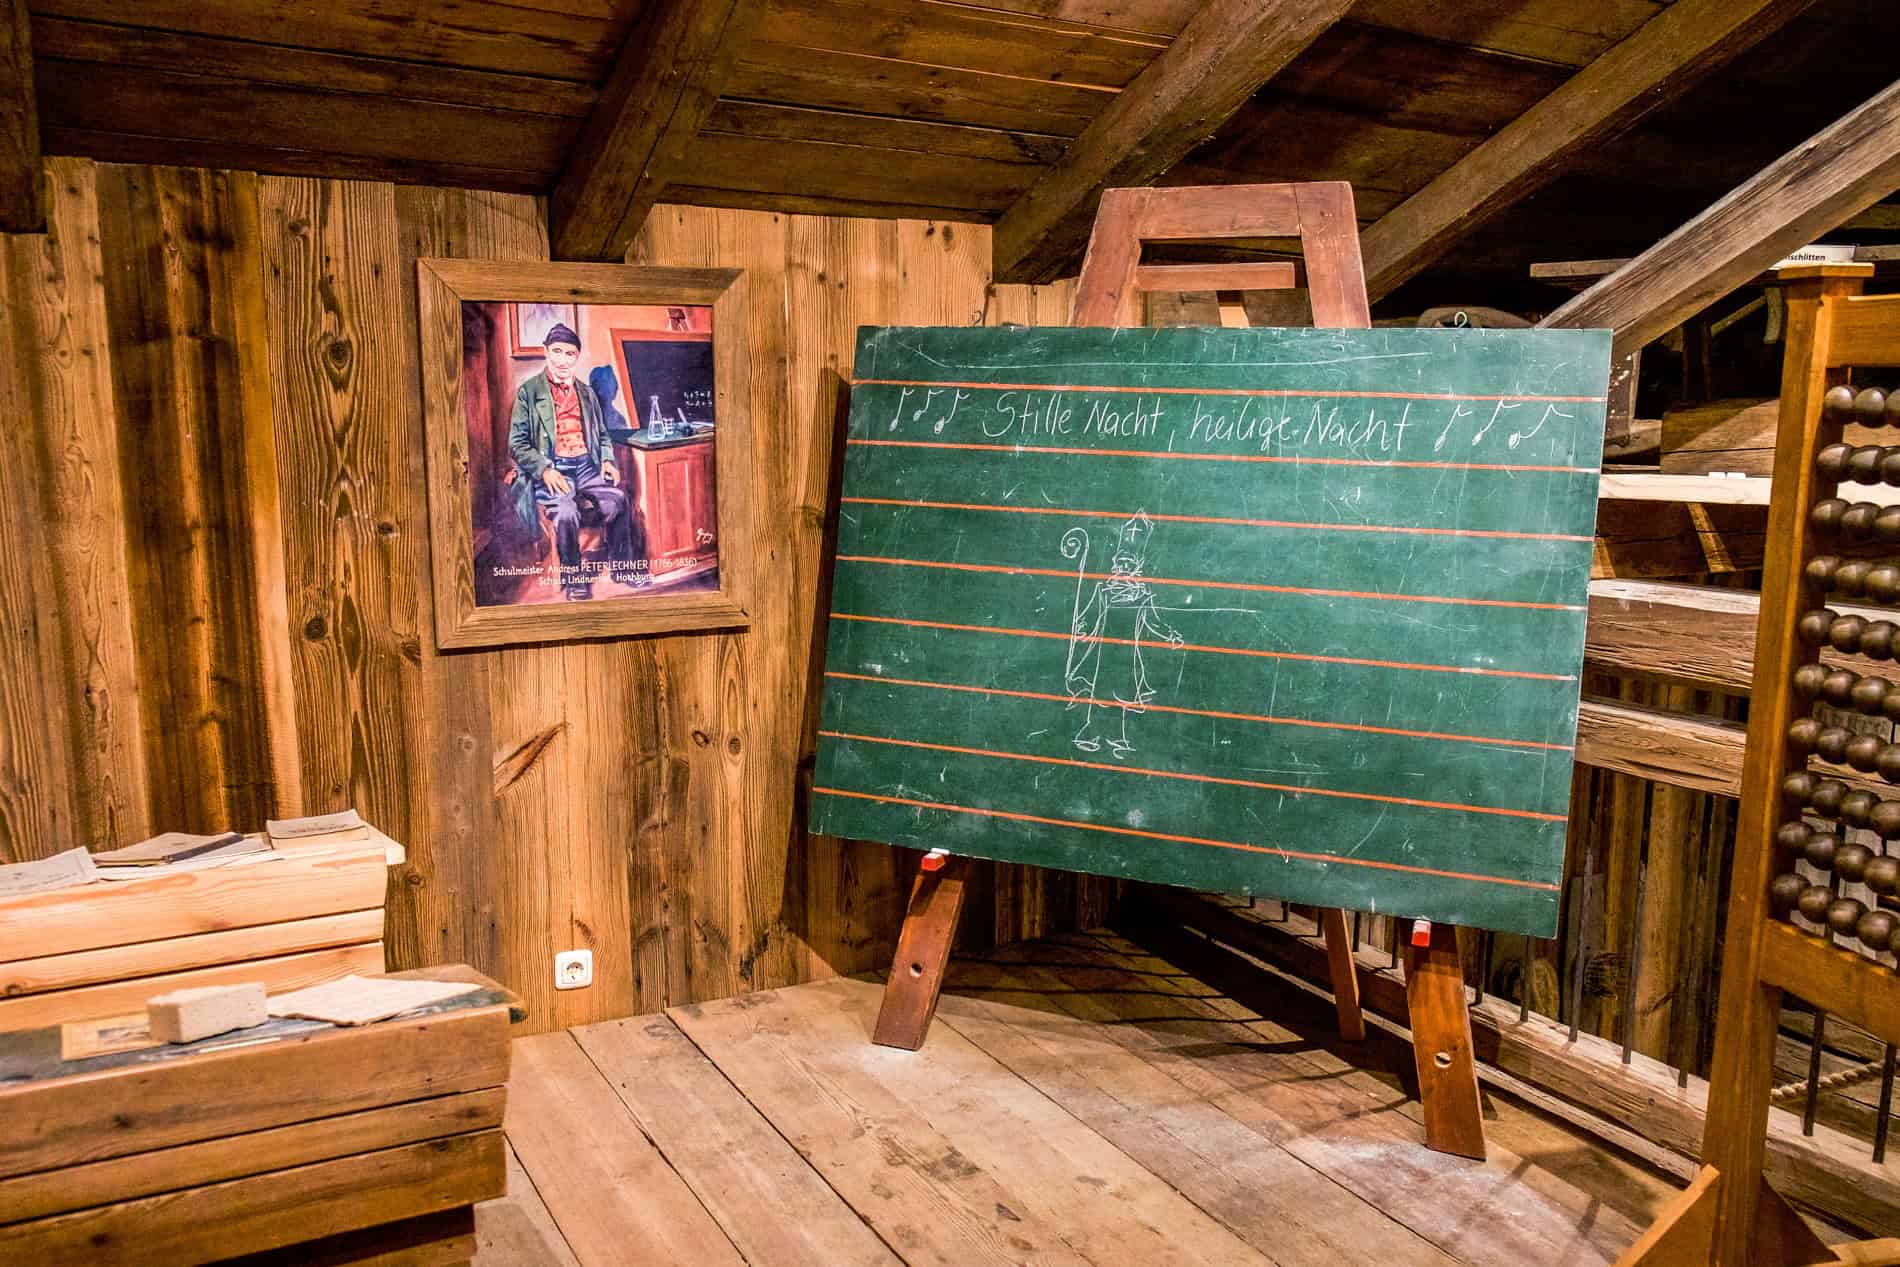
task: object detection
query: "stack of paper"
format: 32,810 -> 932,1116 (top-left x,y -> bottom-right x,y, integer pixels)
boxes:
0,847 -> 99,897
266,975 -> 481,1026
93,832 -> 274,882
267,809 -> 405,864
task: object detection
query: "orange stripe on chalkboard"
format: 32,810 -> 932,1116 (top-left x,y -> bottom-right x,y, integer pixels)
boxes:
820,729 -> 1566,822
841,496 -> 1593,543
852,377 -> 1607,404
835,555 -> 1584,613
847,437 -> 1597,474
824,671 -> 1573,752
828,612 -> 1577,682
810,786 -> 1563,891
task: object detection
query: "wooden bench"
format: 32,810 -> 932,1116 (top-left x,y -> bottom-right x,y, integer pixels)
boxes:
0,836 -> 393,1034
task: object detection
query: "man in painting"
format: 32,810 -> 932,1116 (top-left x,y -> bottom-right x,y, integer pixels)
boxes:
508,323 -> 644,599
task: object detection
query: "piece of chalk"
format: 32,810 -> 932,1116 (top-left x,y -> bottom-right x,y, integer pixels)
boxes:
146,982 -> 268,1044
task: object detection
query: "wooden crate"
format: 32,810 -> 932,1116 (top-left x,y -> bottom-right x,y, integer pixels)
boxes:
0,972 -> 512,1266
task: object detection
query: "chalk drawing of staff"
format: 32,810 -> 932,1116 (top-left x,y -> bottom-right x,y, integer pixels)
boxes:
1061,512 -> 1183,759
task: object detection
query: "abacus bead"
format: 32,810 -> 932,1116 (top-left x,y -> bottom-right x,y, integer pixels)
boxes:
1852,676 -> 1887,713
1831,615 -> 1869,653
1793,663 -> 1828,697
1812,499 -> 1849,533
1888,392 -> 1900,428
1851,447 -> 1885,482
1817,443 -> 1853,479
1862,621 -> 1899,659
1822,669 -> 1859,705
1882,450 -> 1900,485
1838,841 -> 1875,883
1844,503 -> 1881,539
1880,744 -> 1900,784
1875,508 -> 1900,543
1814,779 -> 1849,816
1770,872 -> 1806,916
1829,897 -> 1869,937
1847,733 -> 1885,771
1799,609 -> 1839,644
1824,385 -> 1857,421
1857,387 -> 1889,426
1799,884 -> 1835,922
1776,820 -> 1812,852
1816,726 -> 1852,763
1867,854 -> 1900,895
1872,564 -> 1900,602
1843,789 -> 1878,826
1859,908 -> 1899,948
1874,799 -> 1900,838
1837,559 -> 1874,594
1788,717 -> 1822,752
1784,771 -> 1819,804
1804,832 -> 1840,869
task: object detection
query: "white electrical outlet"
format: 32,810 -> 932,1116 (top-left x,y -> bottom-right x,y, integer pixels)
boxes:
554,949 -> 593,990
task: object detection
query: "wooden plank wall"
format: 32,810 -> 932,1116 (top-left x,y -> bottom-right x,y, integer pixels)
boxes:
0,158 -> 1085,1033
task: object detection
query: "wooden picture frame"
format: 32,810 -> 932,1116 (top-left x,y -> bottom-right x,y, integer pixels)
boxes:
417,259 -> 753,648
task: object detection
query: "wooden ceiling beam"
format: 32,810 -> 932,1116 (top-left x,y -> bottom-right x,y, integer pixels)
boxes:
989,0 -> 1352,285
550,0 -> 762,262
0,0 -> 41,232
1540,79 -> 1900,358
1357,0 -> 1821,305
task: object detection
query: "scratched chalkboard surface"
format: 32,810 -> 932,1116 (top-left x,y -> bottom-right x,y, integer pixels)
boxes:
810,325 -> 1610,936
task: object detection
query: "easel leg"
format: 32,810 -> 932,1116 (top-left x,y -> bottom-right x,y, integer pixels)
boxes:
1318,908 -> 1366,1041
1406,919 -> 1487,1160
872,856 -> 969,1050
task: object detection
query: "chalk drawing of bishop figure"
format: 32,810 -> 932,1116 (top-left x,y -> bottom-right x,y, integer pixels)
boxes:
1062,512 -> 1183,759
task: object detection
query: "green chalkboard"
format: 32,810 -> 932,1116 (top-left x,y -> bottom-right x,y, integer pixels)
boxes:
810,325 -> 1610,937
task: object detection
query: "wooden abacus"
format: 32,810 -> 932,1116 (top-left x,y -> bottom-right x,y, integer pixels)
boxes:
1622,264 -> 1900,1266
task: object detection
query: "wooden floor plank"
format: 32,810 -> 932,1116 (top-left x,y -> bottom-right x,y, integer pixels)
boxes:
668,980 -> 1276,1267
569,1014 -> 901,1267
933,971 -> 1461,1266
504,1033 -> 744,1267
951,932 -> 1650,1265
671,979 -> 1271,1267
472,1143 -> 580,1267
1121,924 -> 1682,1248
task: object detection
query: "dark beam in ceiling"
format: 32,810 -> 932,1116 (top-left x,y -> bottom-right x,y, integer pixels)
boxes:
550,0 -> 762,261
1357,0 -> 1823,305
0,0 -> 41,233
990,0 -> 1353,286
1540,79 -> 1900,358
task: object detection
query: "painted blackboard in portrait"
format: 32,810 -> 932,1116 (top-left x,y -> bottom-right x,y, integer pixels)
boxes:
616,334 -> 717,435
809,323 -> 1611,938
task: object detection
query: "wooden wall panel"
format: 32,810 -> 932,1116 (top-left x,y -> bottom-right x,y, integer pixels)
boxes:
0,160 -> 1092,1032
96,164 -> 300,835
0,156 -> 145,860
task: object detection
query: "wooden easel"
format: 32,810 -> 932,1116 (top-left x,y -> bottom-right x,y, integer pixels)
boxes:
1618,267 -> 1900,1267
872,181 -> 1486,1161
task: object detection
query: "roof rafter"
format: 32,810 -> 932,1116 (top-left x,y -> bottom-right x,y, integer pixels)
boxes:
990,0 -> 1353,286
0,0 -> 41,233
550,0 -> 763,262
1540,79 -> 1900,358
1357,0 -> 1824,305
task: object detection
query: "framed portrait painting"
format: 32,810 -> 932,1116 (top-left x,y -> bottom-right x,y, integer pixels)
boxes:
416,260 -> 753,648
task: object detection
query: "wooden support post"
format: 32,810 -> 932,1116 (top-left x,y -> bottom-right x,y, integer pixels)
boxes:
871,854 -> 968,1051
1318,908 -> 1366,1042
1406,918 -> 1487,1160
